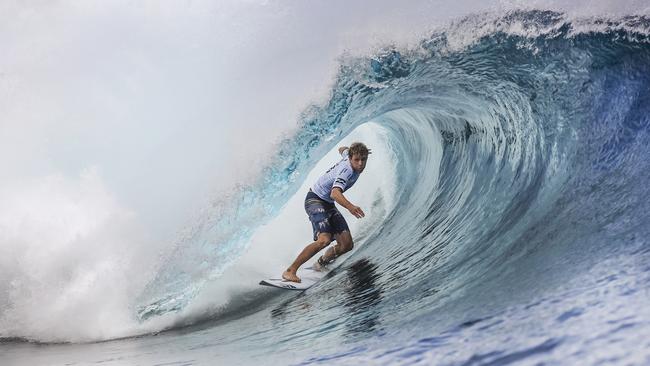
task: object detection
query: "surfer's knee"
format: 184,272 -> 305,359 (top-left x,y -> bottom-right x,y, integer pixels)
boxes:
340,240 -> 353,253
337,235 -> 353,253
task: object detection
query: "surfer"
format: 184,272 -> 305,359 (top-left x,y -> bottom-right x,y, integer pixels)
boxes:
282,142 -> 371,283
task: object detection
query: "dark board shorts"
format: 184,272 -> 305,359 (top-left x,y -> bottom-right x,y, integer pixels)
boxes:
304,190 -> 350,241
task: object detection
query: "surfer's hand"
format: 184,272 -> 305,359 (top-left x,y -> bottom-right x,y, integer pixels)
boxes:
349,206 -> 365,218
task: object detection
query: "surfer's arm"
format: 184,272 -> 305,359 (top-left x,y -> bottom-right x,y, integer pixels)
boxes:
338,146 -> 348,156
331,188 -> 365,218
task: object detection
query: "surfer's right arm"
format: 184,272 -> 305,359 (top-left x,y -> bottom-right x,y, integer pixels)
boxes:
331,188 -> 365,218
338,146 -> 349,156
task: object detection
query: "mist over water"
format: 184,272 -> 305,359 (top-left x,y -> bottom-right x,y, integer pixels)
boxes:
2,2 -> 650,366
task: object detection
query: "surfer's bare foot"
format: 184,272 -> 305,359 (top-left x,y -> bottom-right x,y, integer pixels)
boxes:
282,269 -> 301,283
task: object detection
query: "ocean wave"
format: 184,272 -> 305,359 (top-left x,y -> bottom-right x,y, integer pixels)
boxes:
104,11 -> 650,344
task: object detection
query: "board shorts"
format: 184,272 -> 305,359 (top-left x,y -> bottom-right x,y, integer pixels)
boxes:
305,190 -> 350,241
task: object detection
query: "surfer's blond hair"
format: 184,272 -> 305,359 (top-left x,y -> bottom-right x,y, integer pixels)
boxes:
348,142 -> 371,157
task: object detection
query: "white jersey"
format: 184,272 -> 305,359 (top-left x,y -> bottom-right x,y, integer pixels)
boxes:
311,149 -> 360,203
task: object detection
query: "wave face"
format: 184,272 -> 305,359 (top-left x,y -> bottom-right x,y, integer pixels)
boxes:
122,10 -> 650,364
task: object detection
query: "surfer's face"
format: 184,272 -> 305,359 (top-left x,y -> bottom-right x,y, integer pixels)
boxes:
350,154 -> 368,173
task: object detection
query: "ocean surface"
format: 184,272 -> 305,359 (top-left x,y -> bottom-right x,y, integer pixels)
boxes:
2,9 -> 650,366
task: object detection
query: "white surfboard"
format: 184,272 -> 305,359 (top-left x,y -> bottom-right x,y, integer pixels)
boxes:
259,267 -> 326,291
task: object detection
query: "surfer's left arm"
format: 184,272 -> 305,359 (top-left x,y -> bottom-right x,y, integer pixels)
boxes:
331,188 -> 365,218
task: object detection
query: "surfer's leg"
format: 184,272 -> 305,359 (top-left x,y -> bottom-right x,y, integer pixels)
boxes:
322,230 -> 353,263
286,193 -> 336,281
319,208 -> 352,264
283,232 -> 332,282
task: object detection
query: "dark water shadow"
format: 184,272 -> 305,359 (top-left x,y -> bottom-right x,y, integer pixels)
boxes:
341,258 -> 384,336
269,258 -> 384,338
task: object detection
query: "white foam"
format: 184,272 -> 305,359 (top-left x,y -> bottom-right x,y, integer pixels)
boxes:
0,168 -> 157,342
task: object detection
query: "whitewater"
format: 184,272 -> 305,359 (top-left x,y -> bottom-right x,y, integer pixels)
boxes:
2,2 -> 650,366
